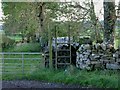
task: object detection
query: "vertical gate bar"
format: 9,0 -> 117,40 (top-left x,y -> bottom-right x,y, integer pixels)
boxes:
55,25 -> 57,70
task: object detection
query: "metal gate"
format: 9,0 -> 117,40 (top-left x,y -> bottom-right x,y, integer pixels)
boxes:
0,52 -> 43,78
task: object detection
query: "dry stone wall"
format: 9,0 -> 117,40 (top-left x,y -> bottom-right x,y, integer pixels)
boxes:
76,43 -> 120,70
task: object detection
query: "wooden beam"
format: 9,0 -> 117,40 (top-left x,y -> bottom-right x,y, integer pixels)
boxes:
48,23 -> 53,69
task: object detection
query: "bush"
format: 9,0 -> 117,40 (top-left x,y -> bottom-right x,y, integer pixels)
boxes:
1,35 -> 15,49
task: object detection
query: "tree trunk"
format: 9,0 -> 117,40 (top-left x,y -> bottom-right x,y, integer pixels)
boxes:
90,0 -> 101,43
103,0 -> 116,45
38,2 -> 45,35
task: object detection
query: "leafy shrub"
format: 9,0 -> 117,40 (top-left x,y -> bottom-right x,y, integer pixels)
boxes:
1,35 -> 15,49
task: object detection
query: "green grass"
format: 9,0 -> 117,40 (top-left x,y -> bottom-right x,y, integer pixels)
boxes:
1,39 -> 119,88
2,54 -> 43,80
2,54 -> 119,88
4,43 -> 41,52
23,68 -> 119,88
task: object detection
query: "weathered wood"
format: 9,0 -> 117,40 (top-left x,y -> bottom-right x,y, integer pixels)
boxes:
57,63 -> 71,65
55,25 -> 57,70
54,24 -> 72,69
48,23 -> 53,69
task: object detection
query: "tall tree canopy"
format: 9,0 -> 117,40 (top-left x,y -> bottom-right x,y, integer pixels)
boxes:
2,1 -> 117,45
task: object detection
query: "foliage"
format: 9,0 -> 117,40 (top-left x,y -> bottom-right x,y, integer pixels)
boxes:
8,35 -> 22,42
2,2 -> 39,41
1,2 -> 104,43
0,32 -> 15,50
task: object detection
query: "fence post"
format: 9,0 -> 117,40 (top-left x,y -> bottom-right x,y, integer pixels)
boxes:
22,53 -> 24,76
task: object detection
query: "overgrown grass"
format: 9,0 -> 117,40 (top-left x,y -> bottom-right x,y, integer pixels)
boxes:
4,43 -> 41,52
2,57 -> 119,88
22,68 -> 118,88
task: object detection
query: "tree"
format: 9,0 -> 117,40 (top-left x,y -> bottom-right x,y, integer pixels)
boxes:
90,0 -> 102,43
103,0 -> 116,45
2,2 -> 39,42
2,1 -> 105,44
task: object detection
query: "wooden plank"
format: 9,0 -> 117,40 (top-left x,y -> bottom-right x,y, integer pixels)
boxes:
57,63 -> 71,65
57,49 -> 70,51
48,23 -> 53,69
55,25 -> 58,70
57,56 -> 70,58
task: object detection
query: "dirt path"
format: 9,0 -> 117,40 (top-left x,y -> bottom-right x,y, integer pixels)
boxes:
2,80 -> 84,89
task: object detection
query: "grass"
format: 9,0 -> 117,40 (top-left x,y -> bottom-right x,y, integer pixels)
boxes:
1,40 -> 119,88
23,68 -> 119,88
4,43 -> 41,52
2,54 -> 43,79
2,54 -> 119,88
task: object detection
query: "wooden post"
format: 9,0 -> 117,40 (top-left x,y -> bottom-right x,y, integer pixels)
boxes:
48,23 -> 53,69
55,25 -> 57,70
68,24 -> 71,64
